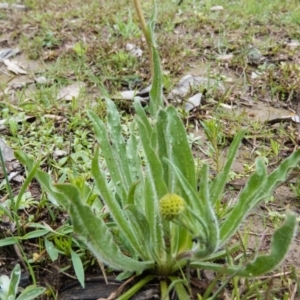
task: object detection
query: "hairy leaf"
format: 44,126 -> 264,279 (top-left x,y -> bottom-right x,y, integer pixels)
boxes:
220,158 -> 267,245
238,211 -> 297,277
210,131 -> 245,205
87,110 -> 127,201
91,149 -> 146,259
56,184 -> 153,272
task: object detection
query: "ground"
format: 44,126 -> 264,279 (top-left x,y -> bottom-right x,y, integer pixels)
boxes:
0,0 -> 300,299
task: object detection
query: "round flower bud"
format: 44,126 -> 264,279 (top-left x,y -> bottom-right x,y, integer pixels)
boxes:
159,193 -> 186,221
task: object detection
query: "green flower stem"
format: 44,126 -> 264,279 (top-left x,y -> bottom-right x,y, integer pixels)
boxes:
133,0 -> 154,78
118,274 -> 154,300
160,280 -> 169,300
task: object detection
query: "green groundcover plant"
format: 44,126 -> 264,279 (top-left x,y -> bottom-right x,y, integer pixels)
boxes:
15,0 -> 300,299
0,264 -> 45,300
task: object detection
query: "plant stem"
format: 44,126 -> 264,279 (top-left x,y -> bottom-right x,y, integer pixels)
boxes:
118,274 -> 154,300
132,0 -> 154,78
160,280 -> 169,300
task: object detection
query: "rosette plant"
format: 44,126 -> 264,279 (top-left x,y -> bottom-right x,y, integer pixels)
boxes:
16,1 -> 300,299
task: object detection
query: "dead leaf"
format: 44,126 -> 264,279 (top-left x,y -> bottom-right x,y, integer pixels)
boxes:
185,93 -> 202,112
0,48 -> 20,61
97,276 -> 135,300
53,150 -> 68,160
216,54 -> 233,61
119,90 -> 136,100
168,74 -> 224,101
0,3 -> 26,10
57,82 -> 85,101
284,40 -> 300,49
3,59 -> 27,75
126,43 -> 143,57
0,138 -> 15,162
44,114 -> 67,122
115,90 -> 149,103
210,5 -> 224,11
34,76 -> 48,85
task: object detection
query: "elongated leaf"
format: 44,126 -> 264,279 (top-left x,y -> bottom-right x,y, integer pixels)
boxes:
124,204 -> 152,260
136,117 -> 168,199
15,160 -> 40,210
166,106 -> 196,190
106,98 -> 131,189
71,250 -> 85,288
156,109 -> 173,189
147,0 -> 163,116
193,213 -> 297,277
44,238 -> 59,261
20,230 -> 50,240
220,158 -> 267,245
87,110 -> 127,201
8,264 -> 20,298
126,128 -> 143,184
142,177 -> 166,262
134,99 -> 157,148
0,237 -> 18,247
210,131 -> 245,205
193,164 -> 219,258
14,151 -> 67,207
17,286 -> 45,300
56,184 -> 153,272
165,158 -> 215,257
256,149 -> 300,203
190,261 -> 242,274
126,181 -> 140,206
0,203 -> 12,221
91,149 -> 146,259
220,150 -> 300,245
238,211 -> 297,277
149,45 -> 163,116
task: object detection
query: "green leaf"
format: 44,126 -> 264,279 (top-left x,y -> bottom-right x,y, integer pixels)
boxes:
165,159 -> 216,258
15,160 -> 40,210
220,158 -> 267,245
126,181 -> 141,206
126,128 -> 143,184
193,164 -> 219,258
136,116 -> 168,199
238,211 -> 297,277
143,177 -> 164,260
256,149 -> 300,203
156,109 -> 173,189
149,45 -> 163,116
44,238 -> 59,261
71,250 -> 85,288
106,98 -> 132,189
220,149 -> 300,246
20,230 -> 50,240
124,204 -> 152,259
16,286 -> 45,300
0,237 -> 18,247
147,0 -> 163,116
87,110 -> 127,201
8,264 -> 21,298
56,184 -> 153,272
91,149 -> 146,259
0,203 -> 13,221
14,151 -> 67,207
134,99 -> 156,148
210,130 -> 245,205
166,106 -> 196,190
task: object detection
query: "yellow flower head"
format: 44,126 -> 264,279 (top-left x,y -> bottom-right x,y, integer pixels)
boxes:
159,193 -> 186,221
